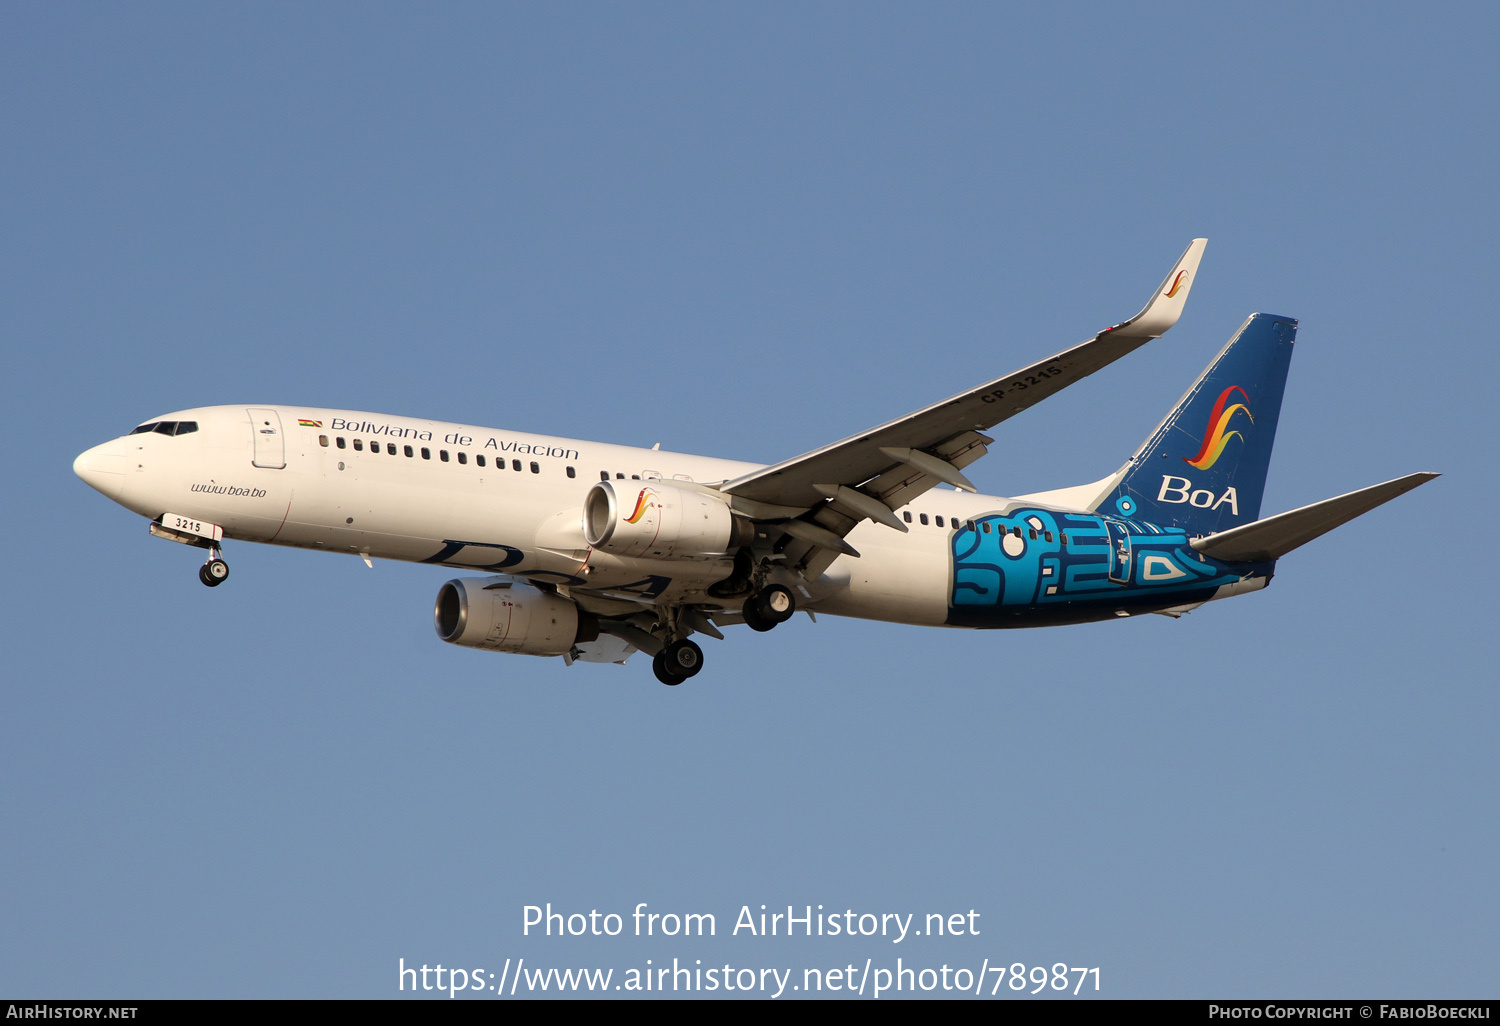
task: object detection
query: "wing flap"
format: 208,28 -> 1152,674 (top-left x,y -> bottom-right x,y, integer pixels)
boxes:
1189,472 -> 1438,562
565,634 -> 639,665
774,431 -> 991,573
867,431 -> 990,511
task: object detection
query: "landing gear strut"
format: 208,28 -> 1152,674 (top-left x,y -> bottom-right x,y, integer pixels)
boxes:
742,584 -> 795,632
199,548 -> 229,587
653,638 -> 704,686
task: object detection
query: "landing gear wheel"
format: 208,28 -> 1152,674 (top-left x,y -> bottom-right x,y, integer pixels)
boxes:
199,559 -> 229,587
742,600 -> 775,632
652,651 -> 685,686
661,639 -> 703,679
744,584 -> 794,630
758,584 -> 795,623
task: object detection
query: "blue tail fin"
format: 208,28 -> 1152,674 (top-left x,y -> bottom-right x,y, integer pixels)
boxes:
1100,313 -> 1297,535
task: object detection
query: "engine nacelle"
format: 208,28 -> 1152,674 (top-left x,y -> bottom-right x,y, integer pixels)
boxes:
434,577 -> 596,657
583,480 -> 753,560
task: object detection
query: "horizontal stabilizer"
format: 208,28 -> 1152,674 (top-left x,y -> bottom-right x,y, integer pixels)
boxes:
1190,472 -> 1439,562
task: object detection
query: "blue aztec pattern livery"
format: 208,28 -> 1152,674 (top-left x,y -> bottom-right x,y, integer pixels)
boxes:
946,507 -> 1272,627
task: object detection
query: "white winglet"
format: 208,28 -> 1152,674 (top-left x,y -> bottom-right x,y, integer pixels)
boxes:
1108,237 -> 1207,339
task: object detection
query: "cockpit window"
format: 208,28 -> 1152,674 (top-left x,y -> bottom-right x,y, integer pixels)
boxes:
131,420 -> 197,436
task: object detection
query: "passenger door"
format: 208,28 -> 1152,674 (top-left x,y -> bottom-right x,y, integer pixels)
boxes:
248,409 -> 286,469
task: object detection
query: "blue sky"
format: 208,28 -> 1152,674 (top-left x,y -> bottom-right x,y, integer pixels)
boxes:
4,3 -> 1496,999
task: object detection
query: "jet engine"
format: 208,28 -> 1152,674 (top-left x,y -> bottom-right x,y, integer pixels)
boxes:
583,480 -> 754,560
434,577 -> 598,657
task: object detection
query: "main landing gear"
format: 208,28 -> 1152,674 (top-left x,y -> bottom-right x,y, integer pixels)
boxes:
741,584 -> 795,633
653,639 -> 703,686
199,548 -> 229,587
642,584 -> 797,686
652,585 -> 794,683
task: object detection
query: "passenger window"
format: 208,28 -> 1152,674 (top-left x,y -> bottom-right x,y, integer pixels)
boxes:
935,516 -> 944,527
318,435 -> 329,447
336,437 -> 346,449
477,455 -> 487,467
353,439 -> 364,451
440,450 -> 449,462
1012,527 -> 1022,538
566,467 -> 576,479
600,471 -> 610,481
1028,528 -> 1038,540
1060,532 -> 1068,545
1044,530 -> 1053,542
457,452 -> 467,464
616,473 -> 625,479
982,522 -> 991,534
404,445 -> 414,458
631,474 -> 640,480
530,462 -> 539,474
421,448 -> 430,459
903,511 -> 913,524
919,513 -> 929,525
513,460 -> 522,472
387,443 -> 397,455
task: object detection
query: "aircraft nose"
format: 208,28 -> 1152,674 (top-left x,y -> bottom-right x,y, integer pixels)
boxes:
73,442 -> 126,500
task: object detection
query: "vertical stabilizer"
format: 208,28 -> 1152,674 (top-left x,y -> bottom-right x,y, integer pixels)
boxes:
1098,313 -> 1297,535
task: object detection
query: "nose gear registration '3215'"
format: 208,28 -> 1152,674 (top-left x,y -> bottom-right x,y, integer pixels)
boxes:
74,241 -> 1436,685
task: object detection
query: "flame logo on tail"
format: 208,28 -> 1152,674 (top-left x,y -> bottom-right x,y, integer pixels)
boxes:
1184,386 -> 1253,470
1164,269 -> 1189,298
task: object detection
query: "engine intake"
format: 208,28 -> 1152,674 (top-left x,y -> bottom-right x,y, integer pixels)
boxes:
583,480 -> 753,560
434,577 -> 597,657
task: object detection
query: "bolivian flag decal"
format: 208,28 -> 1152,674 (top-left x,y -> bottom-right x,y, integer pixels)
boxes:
297,418 -> 323,428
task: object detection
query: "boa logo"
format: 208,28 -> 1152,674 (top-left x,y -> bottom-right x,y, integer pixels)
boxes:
1185,385 -> 1253,470
624,488 -> 658,524
1157,476 -> 1239,514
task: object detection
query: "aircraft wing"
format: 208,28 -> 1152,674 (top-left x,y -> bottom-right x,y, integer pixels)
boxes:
721,239 -> 1208,513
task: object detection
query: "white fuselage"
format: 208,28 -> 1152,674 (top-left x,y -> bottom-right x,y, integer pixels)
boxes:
74,404 -> 1009,627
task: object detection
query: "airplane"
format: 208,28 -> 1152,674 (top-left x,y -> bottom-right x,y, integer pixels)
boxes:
73,240 -> 1436,685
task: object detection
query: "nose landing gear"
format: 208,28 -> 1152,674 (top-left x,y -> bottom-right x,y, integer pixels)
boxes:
147,515 -> 230,588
